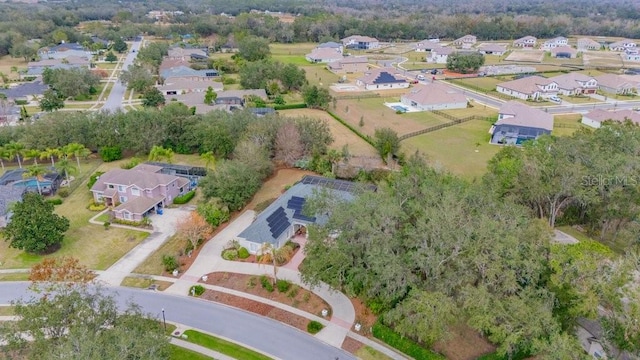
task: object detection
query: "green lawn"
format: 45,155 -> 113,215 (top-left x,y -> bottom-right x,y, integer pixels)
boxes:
302,66 -> 340,87
598,90 -> 639,101
554,114 -> 586,137
355,346 -> 393,360
402,119 -> 499,179
448,77 -> 503,92
182,330 -> 272,360
558,95 -> 601,104
270,43 -> 317,56
0,273 -> 30,281
272,55 -> 319,66
0,307 -> 15,316
169,344 -> 213,360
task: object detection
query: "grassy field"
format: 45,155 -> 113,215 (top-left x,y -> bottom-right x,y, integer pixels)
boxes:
448,77 -> 503,92
402,119 -> 499,178
553,113 -> 587,137
181,330 -> 272,360
169,344 -> 212,360
355,346 -> 393,360
95,62 -> 118,70
559,95 -> 602,104
0,55 -> 28,81
0,306 -> 15,316
0,273 -> 30,281
279,108 -> 378,157
270,43 -> 316,56
133,233 -> 184,275
0,158 -> 150,270
302,66 -> 340,87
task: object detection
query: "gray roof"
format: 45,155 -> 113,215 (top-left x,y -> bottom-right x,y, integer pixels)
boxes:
113,195 -> 164,215
0,81 -> 48,99
318,42 -> 342,49
238,176 -> 373,246
90,168 -> 181,192
496,101 -> 554,131
0,185 -> 25,216
401,82 -> 467,105
160,66 -> 218,79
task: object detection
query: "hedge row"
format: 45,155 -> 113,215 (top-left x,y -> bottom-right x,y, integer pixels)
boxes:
371,321 -> 445,360
326,110 -> 374,147
173,190 -> 196,204
273,103 -> 307,110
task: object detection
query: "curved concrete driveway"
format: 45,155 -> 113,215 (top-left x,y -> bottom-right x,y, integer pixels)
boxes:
0,282 -> 355,360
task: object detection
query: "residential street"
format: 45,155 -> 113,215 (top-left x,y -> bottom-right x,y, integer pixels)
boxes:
0,282 -> 355,360
102,38 -> 143,112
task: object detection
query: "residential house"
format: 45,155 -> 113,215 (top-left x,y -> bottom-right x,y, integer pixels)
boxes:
513,36 -> 537,48
0,102 -> 20,125
214,89 -> 268,107
0,81 -> 48,102
167,47 -> 208,61
490,101 -> 554,145
577,37 -> 601,51
624,49 -> 640,62
156,77 -> 223,96
477,43 -> 507,56
541,36 -> 568,49
26,56 -> 91,77
356,68 -> 409,90
0,185 -> 25,227
550,46 -> 578,58
305,47 -> 343,63
167,89 -> 268,114
496,75 -> 558,100
609,39 -> 637,51
400,82 -> 467,111
327,57 -> 368,73
552,73 -> 598,95
581,109 -> 640,128
595,73 -> 639,95
237,175 -> 375,253
159,58 -> 191,73
37,42 -> 91,60
341,35 -> 380,50
427,46 -> 454,64
317,41 -> 343,53
415,40 -> 442,52
160,66 -> 219,81
452,35 -> 477,49
90,164 -> 193,221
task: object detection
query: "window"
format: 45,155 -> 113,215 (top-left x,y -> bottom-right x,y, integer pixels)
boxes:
119,196 -> 128,203
96,195 -> 104,202
118,185 -> 126,193
179,187 -> 184,194
108,184 -> 114,189
123,212 -> 132,220
131,188 -> 140,196
166,91 -> 177,95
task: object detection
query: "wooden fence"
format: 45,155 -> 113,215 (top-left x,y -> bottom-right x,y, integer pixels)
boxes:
399,114 -> 495,141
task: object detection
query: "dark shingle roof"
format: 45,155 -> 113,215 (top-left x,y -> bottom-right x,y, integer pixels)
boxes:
0,81 -> 48,99
0,185 -> 25,216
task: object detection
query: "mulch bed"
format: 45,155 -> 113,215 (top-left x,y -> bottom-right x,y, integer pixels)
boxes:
341,336 -> 364,354
350,297 -> 378,335
200,272 -> 331,319
201,290 -> 309,332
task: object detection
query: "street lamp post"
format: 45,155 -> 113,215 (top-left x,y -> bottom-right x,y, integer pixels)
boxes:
161,308 -> 166,332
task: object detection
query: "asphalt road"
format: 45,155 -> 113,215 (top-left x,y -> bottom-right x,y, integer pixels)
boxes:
0,283 -> 355,360
102,38 -> 143,112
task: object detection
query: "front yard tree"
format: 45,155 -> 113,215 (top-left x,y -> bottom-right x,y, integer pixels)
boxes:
113,38 -> 128,53
120,64 -> 154,92
39,89 -> 65,112
238,35 -> 271,61
302,85 -> 331,109
204,86 -> 217,105
4,193 -> 70,254
142,87 -> 165,108
373,127 -> 401,162
446,52 -> 485,74
176,212 -> 214,253
105,51 -> 117,63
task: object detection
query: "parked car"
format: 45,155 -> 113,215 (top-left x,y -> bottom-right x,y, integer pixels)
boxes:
549,96 -> 562,103
430,69 -> 438,75
416,74 -> 426,80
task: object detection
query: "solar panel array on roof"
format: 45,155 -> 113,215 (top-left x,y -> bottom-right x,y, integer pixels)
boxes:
374,72 -> 407,84
287,196 -> 316,222
266,207 -> 290,239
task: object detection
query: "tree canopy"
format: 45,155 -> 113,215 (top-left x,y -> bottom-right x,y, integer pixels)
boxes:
446,52 -> 485,74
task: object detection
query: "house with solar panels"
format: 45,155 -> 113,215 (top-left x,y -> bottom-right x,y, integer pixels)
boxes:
237,175 -> 374,254
356,68 -> 409,91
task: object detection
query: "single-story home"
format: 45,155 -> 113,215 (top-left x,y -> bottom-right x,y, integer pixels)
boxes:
0,81 -> 49,101
427,46 -> 454,64
237,175 -> 375,254
356,68 -> 409,90
38,42 -> 92,60
415,40 -> 441,52
490,101 -> 554,145
90,163 -> 194,221
624,49 -> 640,62
400,82 -> 467,111
305,47 -> 343,63
0,185 -> 26,227
317,41 -> 343,53
581,109 -> 640,128
452,34 -> 477,49
513,36 -> 537,48
478,43 -> 507,56
341,35 -> 380,50
160,66 -> 219,81
167,47 -> 208,60
159,58 -> 191,73
156,77 -> 223,96
541,36 -> 568,49
550,46 -> 578,58
327,56 -> 368,73
496,76 -> 558,100
167,89 -> 268,114
595,74 -> 639,95
26,56 -> 91,77
577,38 -> 601,51
551,73 -> 598,95
609,39 -> 637,52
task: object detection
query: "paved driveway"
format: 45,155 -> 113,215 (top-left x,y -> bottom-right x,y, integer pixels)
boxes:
102,38 -> 143,112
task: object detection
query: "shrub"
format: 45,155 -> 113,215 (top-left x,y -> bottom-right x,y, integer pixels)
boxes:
87,171 -> 105,189
46,198 -> 63,205
112,218 -> 149,227
189,285 -> 205,296
162,255 -> 179,272
288,286 -> 299,299
372,321 -> 444,360
222,249 -> 238,260
103,221 -> 111,230
260,275 -> 274,292
273,103 -> 306,110
222,76 -> 236,85
57,188 -> 70,198
307,321 -> 324,334
285,241 -> 300,251
173,190 -> 195,204
87,202 -> 106,211
121,157 -> 141,170
237,247 -> 250,259
197,200 -> 230,227
99,146 -> 123,162
247,276 -> 257,288
14,99 -> 28,105
276,279 -> 291,293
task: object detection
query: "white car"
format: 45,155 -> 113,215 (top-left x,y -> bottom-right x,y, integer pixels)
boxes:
549,96 -> 562,103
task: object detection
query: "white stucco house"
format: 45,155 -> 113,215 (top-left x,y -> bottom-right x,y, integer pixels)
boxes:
551,73 -> 598,95
541,36 -> 568,49
581,109 -> 640,128
496,76 -> 558,100
356,68 -> 409,90
513,36 -> 537,48
427,47 -> 454,64
400,82 -> 467,111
